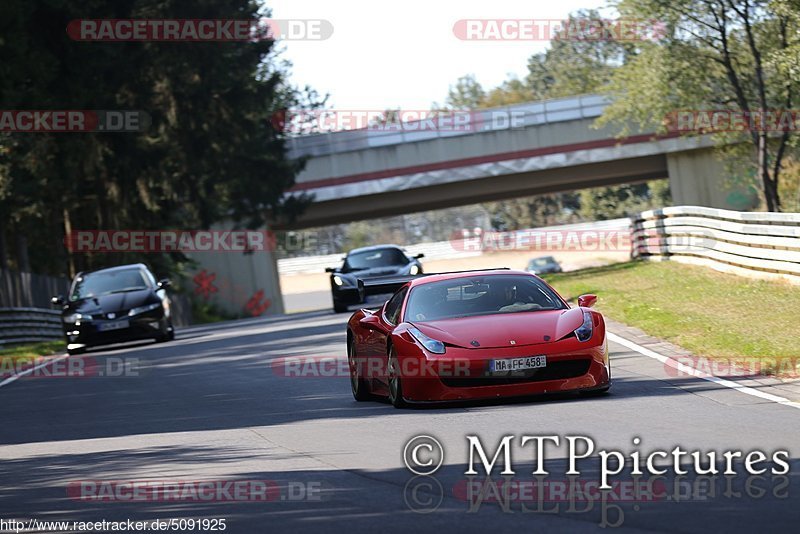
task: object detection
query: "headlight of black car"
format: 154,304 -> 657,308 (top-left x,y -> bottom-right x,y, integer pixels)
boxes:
128,302 -> 162,316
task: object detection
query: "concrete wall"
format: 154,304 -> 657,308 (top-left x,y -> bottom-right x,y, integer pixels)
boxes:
186,238 -> 284,318
667,148 -> 759,211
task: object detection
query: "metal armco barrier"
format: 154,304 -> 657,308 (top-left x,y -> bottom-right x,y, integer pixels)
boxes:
0,307 -> 63,346
632,205 -> 800,283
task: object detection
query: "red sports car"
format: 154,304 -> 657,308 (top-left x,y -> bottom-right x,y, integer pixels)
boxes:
346,269 -> 610,408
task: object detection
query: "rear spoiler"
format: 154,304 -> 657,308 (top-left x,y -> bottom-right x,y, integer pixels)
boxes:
357,275 -> 419,299
345,268 -> 512,305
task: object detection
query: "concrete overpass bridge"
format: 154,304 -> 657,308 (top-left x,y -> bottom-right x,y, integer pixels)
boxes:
283,94 -> 755,229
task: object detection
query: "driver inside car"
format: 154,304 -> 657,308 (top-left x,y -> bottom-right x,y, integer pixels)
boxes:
410,285 -> 449,321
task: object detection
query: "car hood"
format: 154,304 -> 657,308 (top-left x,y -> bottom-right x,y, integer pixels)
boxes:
411,307 -> 584,349
66,289 -> 156,317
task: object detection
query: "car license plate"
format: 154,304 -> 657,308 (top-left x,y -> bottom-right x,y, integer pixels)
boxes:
490,355 -> 547,372
98,319 -> 130,332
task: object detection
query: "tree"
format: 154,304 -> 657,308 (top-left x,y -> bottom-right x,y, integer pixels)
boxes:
600,0 -> 800,211
443,74 -> 486,110
0,0 -> 315,277
527,9 -> 632,99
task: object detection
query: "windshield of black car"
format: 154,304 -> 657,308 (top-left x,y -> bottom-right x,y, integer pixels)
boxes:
70,269 -> 150,300
405,275 -> 566,322
344,248 -> 408,271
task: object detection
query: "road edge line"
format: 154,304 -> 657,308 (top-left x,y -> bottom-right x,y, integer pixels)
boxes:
607,332 -> 800,410
0,353 -> 70,389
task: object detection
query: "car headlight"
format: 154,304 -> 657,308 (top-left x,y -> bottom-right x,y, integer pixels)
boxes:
409,264 -> 420,275
64,313 -> 92,323
333,275 -> 344,286
574,311 -> 593,342
128,302 -> 162,316
408,326 -> 446,354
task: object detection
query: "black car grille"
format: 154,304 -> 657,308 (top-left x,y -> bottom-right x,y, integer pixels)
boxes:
440,359 -> 591,388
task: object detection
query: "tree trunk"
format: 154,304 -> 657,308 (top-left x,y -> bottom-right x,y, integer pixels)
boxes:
63,207 -> 76,278
757,133 -> 780,212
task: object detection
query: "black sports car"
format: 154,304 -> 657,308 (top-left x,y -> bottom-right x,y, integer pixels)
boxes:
51,263 -> 175,355
326,245 -> 424,312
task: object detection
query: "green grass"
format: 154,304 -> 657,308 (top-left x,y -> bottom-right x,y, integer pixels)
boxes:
0,340 -> 66,373
543,260 -> 798,365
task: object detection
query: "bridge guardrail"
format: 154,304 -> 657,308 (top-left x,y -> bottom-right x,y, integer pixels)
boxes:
631,206 -> 800,283
286,94 -> 610,159
0,307 -> 63,346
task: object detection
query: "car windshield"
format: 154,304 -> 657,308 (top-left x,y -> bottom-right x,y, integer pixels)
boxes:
405,274 -> 567,322
344,248 -> 408,271
70,269 -> 150,300
529,257 -> 555,267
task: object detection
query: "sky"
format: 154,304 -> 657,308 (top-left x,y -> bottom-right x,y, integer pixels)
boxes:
266,0 -> 609,111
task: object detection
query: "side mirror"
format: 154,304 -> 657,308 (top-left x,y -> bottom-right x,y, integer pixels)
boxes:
325,267 -> 336,273
359,314 -> 385,332
157,279 -> 171,289
415,253 -> 425,259
577,294 -> 597,308
51,295 -> 65,306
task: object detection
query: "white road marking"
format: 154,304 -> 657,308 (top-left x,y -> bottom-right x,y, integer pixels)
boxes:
0,353 -> 70,388
608,332 -> 800,410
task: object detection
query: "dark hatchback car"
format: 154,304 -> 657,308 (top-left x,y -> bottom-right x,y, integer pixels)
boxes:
326,245 -> 424,312
526,255 -> 563,275
51,263 -> 175,355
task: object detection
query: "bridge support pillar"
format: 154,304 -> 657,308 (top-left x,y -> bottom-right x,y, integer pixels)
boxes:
666,148 -> 759,210
185,228 -> 285,319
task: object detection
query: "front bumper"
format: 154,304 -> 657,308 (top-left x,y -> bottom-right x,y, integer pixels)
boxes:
62,310 -> 166,347
398,336 -> 610,402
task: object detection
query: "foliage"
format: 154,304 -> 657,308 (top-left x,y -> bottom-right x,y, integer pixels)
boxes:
600,0 -> 800,211
0,0 -> 317,279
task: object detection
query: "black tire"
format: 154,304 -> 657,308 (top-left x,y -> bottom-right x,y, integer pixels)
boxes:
387,348 -> 408,409
333,300 -> 348,313
156,318 -> 175,343
348,339 -> 371,401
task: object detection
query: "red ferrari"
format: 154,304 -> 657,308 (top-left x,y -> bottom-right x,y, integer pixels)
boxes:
346,269 -> 610,408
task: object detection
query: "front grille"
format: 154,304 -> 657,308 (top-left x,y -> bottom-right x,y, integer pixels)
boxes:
440,359 -> 591,388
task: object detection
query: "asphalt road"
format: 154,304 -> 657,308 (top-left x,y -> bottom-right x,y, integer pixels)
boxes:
1,310 -> 798,533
